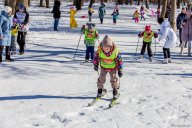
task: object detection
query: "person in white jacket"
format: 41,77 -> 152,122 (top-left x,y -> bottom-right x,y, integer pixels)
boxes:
158,18 -> 177,64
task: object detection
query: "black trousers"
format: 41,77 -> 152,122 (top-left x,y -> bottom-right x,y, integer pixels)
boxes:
100,18 -> 103,24
163,47 -> 170,58
141,41 -> 153,57
0,46 -> 11,62
113,19 -> 116,24
0,46 -> 3,62
17,31 -> 27,53
86,46 -> 95,60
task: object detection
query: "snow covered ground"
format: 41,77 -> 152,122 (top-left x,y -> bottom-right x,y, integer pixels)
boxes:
0,1 -> 192,128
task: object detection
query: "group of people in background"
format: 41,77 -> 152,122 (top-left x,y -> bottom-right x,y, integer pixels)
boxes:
0,4 -> 29,63
177,7 -> 192,57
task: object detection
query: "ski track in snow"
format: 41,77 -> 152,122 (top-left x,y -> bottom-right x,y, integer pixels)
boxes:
0,1 -> 192,128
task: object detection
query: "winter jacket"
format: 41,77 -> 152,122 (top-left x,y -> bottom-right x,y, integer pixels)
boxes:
159,20 -> 177,48
176,12 -> 186,29
98,5 -> 106,19
181,17 -> 192,41
94,44 -> 123,71
11,24 -> 19,36
51,1 -> 61,18
14,9 -> 29,25
138,31 -> 158,43
0,10 -> 12,46
111,12 -> 119,19
14,8 -> 29,32
82,28 -> 98,46
88,7 -> 94,16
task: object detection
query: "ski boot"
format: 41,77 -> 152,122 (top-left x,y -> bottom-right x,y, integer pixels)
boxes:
97,88 -> 107,98
149,57 -> 152,62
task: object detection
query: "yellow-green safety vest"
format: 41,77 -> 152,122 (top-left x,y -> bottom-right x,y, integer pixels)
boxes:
99,47 -> 119,69
143,31 -> 154,43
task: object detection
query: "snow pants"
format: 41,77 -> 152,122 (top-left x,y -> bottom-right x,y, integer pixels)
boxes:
97,69 -> 119,90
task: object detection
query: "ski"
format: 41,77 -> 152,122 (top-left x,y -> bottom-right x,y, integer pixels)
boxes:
88,97 -> 101,106
108,93 -> 120,108
88,89 -> 107,107
80,61 -> 93,65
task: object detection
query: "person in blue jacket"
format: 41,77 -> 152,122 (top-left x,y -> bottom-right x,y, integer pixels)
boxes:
0,6 -> 14,62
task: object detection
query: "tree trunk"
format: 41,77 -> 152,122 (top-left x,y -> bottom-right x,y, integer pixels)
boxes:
130,0 -> 133,5
118,0 -> 124,5
161,0 -> 167,18
145,0 -> 149,9
170,0 -> 176,31
28,0 -> 30,6
39,0 -> 44,7
89,0 -> 94,7
157,0 -> 161,9
46,0 -> 50,8
138,0 -> 141,6
75,0 -> 84,10
177,0 -> 180,9
4,0 -> 17,14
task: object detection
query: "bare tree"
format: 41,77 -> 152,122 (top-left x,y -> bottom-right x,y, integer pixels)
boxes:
161,0 -> 167,18
39,0 -> 50,8
130,0 -> 133,5
170,0 -> 176,31
145,0 -> 149,9
157,0 -> 161,9
74,0 -> 84,10
28,0 -> 30,6
177,0 -> 181,9
39,0 -> 44,7
45,0 -> 50,8
138,0 -> 141,6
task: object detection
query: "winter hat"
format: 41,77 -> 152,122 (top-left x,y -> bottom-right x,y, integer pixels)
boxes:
19,3 -> 25,10
145,25 -> 151,32
4,6 -> 12,13
157,17 -> 164,24
102,35 -> 114,47
86,22 -> 95,30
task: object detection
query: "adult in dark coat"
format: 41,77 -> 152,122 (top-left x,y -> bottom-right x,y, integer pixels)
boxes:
51,0 -> 61,31
176,7 -> 187,47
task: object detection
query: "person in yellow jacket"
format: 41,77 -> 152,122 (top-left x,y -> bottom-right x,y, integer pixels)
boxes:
138,25 -> 158,62
93,35 -> 123,99
10,18 -> 19,55
133,10 -> 140,23
70,6 -> 77,29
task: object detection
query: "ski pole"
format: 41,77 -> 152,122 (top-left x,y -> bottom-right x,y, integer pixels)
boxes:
73,32 -> 83,60
134,37 -> 140,59
154,38 -> 157,56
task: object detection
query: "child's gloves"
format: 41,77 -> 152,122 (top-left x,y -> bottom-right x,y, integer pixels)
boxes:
94,65 -> 98,71
118,70 -> 123,77
154,33 -> 158,38
81,25 -> 85,31
138,32 -> 142,38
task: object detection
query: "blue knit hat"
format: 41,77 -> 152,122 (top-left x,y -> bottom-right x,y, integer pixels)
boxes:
19,3 -> 25,10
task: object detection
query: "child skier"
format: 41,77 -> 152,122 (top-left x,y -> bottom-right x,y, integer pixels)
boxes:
81,23 -> 99,62
138,25 -> 158,62
140,6 -> 145,21
111,10 -> 119,24
10,18 -> 19,55
93,35 -> 123,102
134,10 -> 140,23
